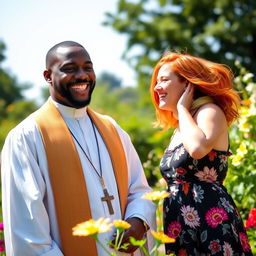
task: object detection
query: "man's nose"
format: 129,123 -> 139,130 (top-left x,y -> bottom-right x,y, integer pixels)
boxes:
75,68 -> 89,79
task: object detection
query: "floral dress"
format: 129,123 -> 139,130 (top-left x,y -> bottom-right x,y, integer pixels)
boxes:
160,143 -> 252,256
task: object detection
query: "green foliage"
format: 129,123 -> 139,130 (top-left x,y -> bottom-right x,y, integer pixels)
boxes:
0,41 -> 31,108
0,100 -> 38,150
224,63 -> 256,251
97,71 -> 122,89
104,0 -> 256,90
0,40 -> 38,150
0,69 -> 22,106
247,228 -> 256,255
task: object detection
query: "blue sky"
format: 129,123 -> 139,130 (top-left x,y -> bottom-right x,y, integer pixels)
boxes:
1,0 -> 135,102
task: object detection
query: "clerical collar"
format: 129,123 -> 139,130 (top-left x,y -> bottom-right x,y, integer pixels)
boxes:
50,97 -> 87,119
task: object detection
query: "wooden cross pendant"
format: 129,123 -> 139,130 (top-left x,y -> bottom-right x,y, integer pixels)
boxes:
101,188 -> 114,215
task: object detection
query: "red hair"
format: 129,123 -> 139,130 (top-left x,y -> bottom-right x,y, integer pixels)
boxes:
150,52 -> 240,129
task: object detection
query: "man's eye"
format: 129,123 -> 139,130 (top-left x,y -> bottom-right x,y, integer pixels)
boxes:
62,67 -> 75,72
84,66 -> 93,71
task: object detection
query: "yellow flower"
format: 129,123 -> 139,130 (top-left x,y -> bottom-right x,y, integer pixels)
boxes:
113,220 -> 131,230
237,142 -> 248,155
72,218 -> 113,237
241,99 -> 252,106
150,230 -> 175,243
239,120 -> 250,133
240,106 -> 250,117
142,191 -> 170,201
231,154 -> 243,166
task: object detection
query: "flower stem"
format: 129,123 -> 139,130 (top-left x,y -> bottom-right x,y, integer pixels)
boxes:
149,241 -> 160,256
114,229 -> 120,249
117,230 -> 125,249
141,245 -> 150,256
95,236 -> 114,256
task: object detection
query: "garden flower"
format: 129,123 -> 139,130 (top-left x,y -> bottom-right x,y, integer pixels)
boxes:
0,245 -> 5,252
238,119 -> 250,133
113,220 -> 131,230
150,230 -> 175,243
72,218 -> 113,237
142,191 -> 170,202
231,154 -> 243,166
241,99 -> 252,106
238,142 -> 248,154
239,232 -> 251,252
240,106 -> 250,117
242,73 -> 254,82
245,208 -> 256,229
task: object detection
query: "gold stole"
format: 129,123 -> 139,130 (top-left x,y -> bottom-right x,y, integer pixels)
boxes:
33,100 -> 128,256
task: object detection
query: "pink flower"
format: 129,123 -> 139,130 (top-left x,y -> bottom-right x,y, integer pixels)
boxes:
167,221 -> 182,238
205,207 -> 228,228
195,167 -> 218,182
208,239 -> 221,254
0,245 -> 4,252
245,208 -> 256,229
239,232 -> 251,252
0,223 -> 3,231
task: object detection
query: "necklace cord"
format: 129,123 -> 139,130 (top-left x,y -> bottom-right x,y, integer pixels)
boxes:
90,116 -> 103,176
68,115 -> 103,178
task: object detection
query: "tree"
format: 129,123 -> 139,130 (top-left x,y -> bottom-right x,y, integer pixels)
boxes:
97,71 -> 122,89
104,0 -> 256,86
0,42 -> 24,106
0,40 -> 38,149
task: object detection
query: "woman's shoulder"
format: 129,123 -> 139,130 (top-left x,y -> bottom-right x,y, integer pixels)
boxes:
193,103 -> 228,133
194,103 -> 226,120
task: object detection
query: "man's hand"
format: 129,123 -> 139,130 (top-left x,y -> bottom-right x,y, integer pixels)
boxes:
112,217 -> 146,253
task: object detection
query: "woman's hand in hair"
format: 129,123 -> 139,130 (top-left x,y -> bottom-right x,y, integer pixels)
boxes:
177,83 -> 194,111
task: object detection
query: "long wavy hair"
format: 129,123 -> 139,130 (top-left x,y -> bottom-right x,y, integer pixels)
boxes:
150,51 -> 240,129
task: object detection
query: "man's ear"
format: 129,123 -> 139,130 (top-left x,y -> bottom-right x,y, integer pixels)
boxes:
43,70 -> 52,83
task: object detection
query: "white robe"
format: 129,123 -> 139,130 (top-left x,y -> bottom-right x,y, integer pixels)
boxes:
1,99 -> 156,256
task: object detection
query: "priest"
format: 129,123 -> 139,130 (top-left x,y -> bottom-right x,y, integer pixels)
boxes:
1,41 -> 156,256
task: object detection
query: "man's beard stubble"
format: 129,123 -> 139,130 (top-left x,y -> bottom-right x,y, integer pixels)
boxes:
56,80 -> 95,109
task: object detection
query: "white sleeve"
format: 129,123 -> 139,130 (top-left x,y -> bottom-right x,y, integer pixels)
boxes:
104,116 -> 156,230
1,122 -> 63,256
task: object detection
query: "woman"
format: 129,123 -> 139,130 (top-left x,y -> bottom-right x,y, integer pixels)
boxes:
150,52 -> 252,255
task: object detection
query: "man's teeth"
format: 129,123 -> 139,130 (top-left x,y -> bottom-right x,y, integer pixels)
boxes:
71,83 -> 89,90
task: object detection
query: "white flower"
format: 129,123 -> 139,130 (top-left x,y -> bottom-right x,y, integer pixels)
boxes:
181,205 -> 200,229
223,241 -> 234,256
242,73 -> 254,82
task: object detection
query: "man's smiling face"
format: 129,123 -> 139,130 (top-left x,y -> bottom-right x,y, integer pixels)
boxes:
46,45 -> 96,108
